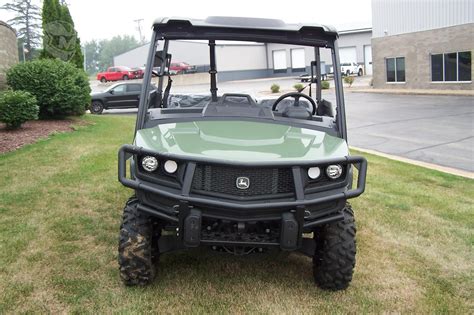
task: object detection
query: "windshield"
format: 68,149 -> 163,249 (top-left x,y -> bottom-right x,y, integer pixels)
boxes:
135,33 -> 347,140
145,40 -> 337,111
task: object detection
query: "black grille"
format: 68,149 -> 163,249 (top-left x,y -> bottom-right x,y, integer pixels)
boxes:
192,165 -> 294,197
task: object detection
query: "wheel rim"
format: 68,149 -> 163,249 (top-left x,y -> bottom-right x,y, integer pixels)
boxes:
92,103 -> 101,113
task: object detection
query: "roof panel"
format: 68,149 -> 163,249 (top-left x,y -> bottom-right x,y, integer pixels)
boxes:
152,16 -> 338,36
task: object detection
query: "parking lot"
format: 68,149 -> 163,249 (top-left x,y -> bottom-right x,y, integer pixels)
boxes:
91,77 -> 473,172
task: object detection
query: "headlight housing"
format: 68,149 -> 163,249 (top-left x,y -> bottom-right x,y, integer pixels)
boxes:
307,167 -> 321,180
164,160 -> 178,174
141,156 -> 158,172
326,164 -> 343,179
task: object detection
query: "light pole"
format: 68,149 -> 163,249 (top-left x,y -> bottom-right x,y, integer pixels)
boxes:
83,45 -> 86,71
21,42 -> 26,62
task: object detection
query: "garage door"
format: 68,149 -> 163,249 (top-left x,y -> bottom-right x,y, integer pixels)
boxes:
273,50 -> 287,73
364,45 -> 373,75
291,48 -> 305,72
339,47 -> 357,63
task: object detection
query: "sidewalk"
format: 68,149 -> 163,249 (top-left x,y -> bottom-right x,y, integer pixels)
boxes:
349,87 -> 474,96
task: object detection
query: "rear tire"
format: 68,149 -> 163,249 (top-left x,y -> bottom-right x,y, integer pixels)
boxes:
118,196 -> 158,286
313,203 -> 356,290
358,68 -> 363,76
100,77 -> 107,83
123,75 -> 129,80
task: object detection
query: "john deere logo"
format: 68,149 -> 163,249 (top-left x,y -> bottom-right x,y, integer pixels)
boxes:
236,177 -> 250,190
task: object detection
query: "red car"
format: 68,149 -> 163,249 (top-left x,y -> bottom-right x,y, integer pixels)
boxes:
97,66 -> 137,83
169,62 -> 197,74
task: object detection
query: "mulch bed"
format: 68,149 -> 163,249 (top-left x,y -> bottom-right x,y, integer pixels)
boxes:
0,120 -> 78,154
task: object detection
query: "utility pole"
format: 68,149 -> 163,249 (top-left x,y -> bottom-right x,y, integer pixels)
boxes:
83,45 -> 86,71
134,18 -> 144,44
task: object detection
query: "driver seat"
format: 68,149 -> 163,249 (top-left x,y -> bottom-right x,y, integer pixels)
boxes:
282,103 -> 312,120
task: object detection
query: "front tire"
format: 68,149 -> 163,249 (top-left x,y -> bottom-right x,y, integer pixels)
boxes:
118,196 -> 158,286
123,75 -> 129,80
358,68 -> 363,76
313,204 -> 356,290
90,101 -> 104,114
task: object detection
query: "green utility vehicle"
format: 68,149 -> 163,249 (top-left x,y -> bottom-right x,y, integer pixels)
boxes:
118,17 -> 367,290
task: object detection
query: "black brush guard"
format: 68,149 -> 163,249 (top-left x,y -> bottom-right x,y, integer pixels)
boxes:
118,144 -> 367,252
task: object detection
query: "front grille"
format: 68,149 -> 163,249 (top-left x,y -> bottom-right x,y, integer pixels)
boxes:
192,165 -> 294,197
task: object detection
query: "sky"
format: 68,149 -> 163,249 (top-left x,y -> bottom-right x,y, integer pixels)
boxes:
0,0 -> 372,43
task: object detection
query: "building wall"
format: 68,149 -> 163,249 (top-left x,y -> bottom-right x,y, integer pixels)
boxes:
372,0 -> 474,38
215,44 -> 267,71
266,30 -> 372,75
114,43 -> 149,68
372,23 -> 474,90
0,21 -> 18,90
338,31 -> 372,64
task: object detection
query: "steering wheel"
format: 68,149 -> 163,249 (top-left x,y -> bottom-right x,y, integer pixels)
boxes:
271,92 -> 316,115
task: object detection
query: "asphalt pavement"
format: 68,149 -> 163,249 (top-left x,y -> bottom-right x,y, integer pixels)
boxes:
92,77 -> 473,172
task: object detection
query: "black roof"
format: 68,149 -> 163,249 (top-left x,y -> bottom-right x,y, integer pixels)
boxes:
152,17 -> 339,45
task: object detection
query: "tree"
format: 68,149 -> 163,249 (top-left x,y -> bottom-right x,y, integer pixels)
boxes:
83,36 -> 140,74
83,40 -> 101,75
59,4 -> 83,68
98,35 -> 140,70
1,0 -> 42,60
40,0 -> 60,59
40,0 -> 84,69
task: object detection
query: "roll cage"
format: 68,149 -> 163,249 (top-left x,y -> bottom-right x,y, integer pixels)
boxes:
136,17 -> 347,140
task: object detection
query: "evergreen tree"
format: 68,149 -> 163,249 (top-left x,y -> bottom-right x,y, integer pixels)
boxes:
40,0 -> 61,59
59,4 -> 84,68
1,0 -> 42,60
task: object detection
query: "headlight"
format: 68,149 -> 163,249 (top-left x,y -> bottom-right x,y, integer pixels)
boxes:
164,160 -> 178,174
307,167 -> 321,180
326,164 -> 343,179
141,156 -> 158,172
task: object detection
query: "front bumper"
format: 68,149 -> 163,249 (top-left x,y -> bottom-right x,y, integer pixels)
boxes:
118,144 -> 367,250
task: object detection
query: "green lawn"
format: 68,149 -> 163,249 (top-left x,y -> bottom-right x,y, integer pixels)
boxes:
0,115 -> 472,313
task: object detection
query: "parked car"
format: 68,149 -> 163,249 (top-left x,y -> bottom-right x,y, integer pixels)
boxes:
131,67 -> 145,79
97,66 -> 138,83
340,62 -> 363,76
169,62 -> 197,74
299,73 -> 328,82
89,82 -> 156,114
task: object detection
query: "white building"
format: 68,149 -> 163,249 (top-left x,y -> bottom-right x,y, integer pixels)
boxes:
113,27 -> 372,82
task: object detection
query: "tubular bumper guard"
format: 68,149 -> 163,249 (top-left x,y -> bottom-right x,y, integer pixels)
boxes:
118,144 -> 367,211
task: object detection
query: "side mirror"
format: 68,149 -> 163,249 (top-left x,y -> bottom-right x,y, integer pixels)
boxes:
154,51 -> 172,68
109,90 -> 114,94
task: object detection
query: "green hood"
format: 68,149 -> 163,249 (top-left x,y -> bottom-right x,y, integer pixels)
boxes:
135,120 -> 348,163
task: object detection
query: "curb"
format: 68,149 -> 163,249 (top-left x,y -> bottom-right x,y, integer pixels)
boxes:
350,147 -> 474,179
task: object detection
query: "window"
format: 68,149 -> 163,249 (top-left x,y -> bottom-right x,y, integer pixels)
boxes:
127,84 -> 141,92
111,84 -> 126,93
291,48 -> 305,72
431,51 -> 471,82
386,57 -> 405,82
273,50 -> 287,73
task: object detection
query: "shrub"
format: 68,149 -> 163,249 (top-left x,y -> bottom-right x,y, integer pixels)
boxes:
293,83 -> 304,92
344,76 -> 355,87
0,90 -> 39,129
270,83 -> 280,93
6,59 -> 91,118
321,80 -> 330,89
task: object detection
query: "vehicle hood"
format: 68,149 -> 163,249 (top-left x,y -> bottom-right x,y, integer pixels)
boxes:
135,120 -> 348,163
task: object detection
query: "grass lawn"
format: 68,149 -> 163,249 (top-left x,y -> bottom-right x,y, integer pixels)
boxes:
0,115 -> 472,313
